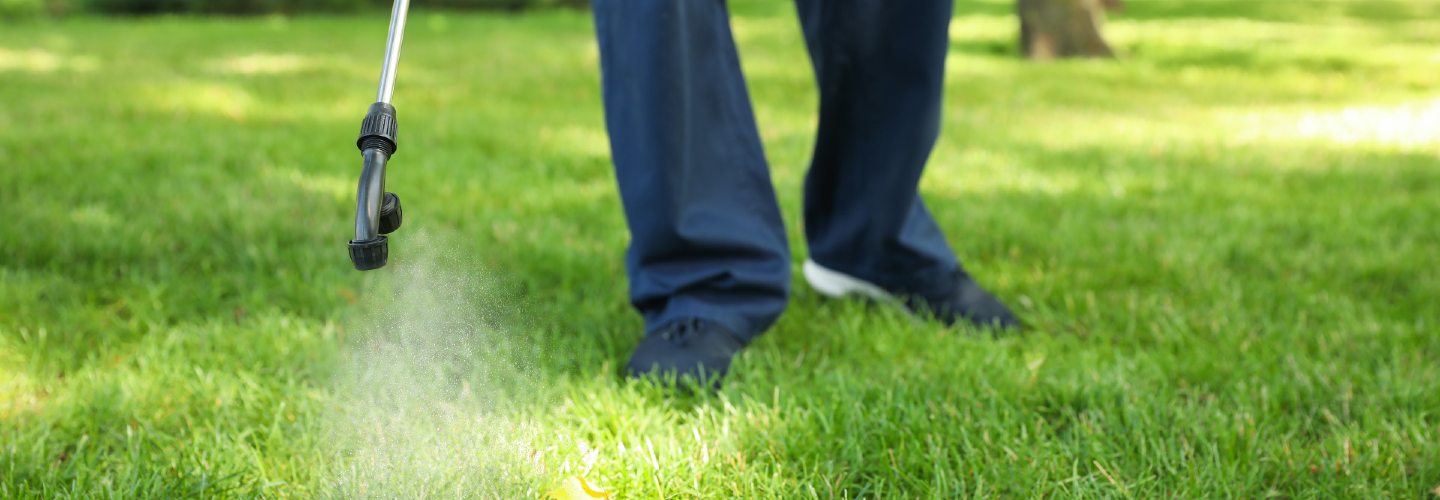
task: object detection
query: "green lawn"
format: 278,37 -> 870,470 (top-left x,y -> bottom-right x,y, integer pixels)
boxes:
3,0 -> 1439,497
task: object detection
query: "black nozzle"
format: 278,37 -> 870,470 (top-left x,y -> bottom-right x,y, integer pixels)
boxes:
348,236 -> 388,271
350,102 -> 400,271
379,192 -> 403,234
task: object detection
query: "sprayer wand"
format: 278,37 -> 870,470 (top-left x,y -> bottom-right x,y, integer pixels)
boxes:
348,0 -> 411,271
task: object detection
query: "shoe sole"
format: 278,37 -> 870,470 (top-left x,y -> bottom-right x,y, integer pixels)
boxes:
802,259 -> 915,315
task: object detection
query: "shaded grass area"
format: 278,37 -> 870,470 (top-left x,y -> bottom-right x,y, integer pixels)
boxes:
2,0 -> 1438,496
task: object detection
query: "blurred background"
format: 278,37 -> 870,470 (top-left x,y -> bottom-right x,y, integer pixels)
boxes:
1,0 -> 584,17
2,0 -> 1438,497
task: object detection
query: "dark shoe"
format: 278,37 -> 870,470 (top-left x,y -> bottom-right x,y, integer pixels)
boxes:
626,318 -> 746,384
803,259 -> 1020,331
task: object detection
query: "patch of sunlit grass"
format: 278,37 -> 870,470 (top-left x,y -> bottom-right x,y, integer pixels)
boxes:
1229,98 -> 1440,149
67,204 -> 121,231
948,14 -> 1015,47
537,125 -> 611,158
0,47 -> 98,74
924,149 -> 1088,198
209,52 -> 314,76
261,164 -> 353,200
136,81 -> 255,121
0,346 -> 43,420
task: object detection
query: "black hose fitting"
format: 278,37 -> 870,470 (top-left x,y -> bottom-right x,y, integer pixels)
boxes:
379,192 -> 403,234
357,102 -> 398,156
348,236 -> 388,271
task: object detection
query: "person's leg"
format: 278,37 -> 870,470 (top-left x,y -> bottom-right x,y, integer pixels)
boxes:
592,0 -> 789,344
795,0 -> 1018,328
794,0 -> 959,297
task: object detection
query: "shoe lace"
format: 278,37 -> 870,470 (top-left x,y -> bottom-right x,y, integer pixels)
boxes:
659,318 -> 705,343
910,269 -> 971,311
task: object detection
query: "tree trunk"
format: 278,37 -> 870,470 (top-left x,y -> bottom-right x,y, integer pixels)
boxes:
1018,0 -> 1120,60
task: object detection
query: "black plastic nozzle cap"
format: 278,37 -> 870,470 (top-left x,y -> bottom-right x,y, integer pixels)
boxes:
348,236 -> 388,271
379,192 -> 402,235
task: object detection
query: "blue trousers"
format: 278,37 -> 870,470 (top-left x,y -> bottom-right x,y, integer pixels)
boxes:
593,0 -> 961,342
